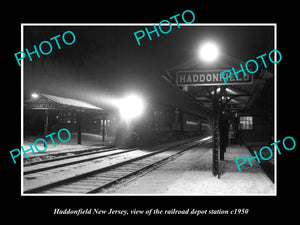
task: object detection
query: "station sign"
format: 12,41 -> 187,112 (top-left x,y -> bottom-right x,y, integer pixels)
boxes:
25,102 -> 56,109
176,70 -> 252,86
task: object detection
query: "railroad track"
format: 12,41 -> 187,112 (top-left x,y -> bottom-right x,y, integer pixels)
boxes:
24,136 -> 211,194
24,147 -> 138,175
24,147 -> 119,166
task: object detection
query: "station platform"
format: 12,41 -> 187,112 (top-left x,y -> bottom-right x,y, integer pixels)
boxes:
111,142 -> 275,195
22,133 -> 113,156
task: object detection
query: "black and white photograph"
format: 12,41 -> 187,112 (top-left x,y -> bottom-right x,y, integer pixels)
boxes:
3,4 -> 298,221
21,24 -> 276,195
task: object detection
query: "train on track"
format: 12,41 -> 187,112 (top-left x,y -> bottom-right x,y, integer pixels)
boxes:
115,102 -> 210,148
25,101 -> 211,148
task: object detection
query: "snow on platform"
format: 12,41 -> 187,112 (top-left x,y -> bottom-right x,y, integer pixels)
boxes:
22,132 -> 114,165
23,133 -> 114,155
112,142 -> 275,195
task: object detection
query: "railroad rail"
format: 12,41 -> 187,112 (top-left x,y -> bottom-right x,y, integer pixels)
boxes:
24,136 -> 211,194
24,147 -> 138,175
24,147 -> 119,166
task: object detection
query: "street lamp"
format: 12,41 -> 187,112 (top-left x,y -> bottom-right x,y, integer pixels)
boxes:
31,89 -> 41,98
196,41 -> 221,177
198,42 -> 220,62
31,92 -> 39,98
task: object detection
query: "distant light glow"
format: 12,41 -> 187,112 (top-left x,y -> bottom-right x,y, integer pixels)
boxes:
31,93 -> 39,98
119,94 -> 145,120
201,136 -> 212,141
199,42 -> 219,62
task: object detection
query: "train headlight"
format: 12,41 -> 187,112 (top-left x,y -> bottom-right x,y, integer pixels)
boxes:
119,94 -> 145,121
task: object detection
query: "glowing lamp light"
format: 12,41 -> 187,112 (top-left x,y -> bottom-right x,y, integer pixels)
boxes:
119,94 -> 145,120
199,42 -> 219,62
31,93 -> 39,98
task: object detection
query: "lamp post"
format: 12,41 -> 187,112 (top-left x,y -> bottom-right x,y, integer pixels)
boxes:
198,42 -> 221,177
31,91 -> 49,147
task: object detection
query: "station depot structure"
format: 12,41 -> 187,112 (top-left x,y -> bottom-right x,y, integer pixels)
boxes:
24,92 -> 209,149
162,52 -> 274,177
24,53 -> 274,178
24,93 -> 110,146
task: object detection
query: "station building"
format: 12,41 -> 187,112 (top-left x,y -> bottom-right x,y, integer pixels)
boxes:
24,92 -> 117,145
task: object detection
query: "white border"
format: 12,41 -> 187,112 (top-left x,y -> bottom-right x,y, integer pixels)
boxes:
274,24 -> 277,188
21,23 -> 277,196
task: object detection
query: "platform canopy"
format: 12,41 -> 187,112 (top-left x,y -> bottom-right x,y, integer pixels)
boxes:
25,93 -> 102,111
162,53 -> 274,113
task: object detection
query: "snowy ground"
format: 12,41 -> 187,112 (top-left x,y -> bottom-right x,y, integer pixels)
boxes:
23,148 -> 153,192
23,133 -> 113,154
111,142 -> 275,195
21,133 -> 114,164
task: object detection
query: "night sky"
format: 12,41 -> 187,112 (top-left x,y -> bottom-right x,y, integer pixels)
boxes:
23,25 -> 274,114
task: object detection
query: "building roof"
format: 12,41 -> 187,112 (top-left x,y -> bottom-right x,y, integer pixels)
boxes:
25,93 -> 102,111
162,53 -> 274,113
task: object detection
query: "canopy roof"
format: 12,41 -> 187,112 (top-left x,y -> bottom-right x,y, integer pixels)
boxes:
25,93 -> 102,111
162,53 -> 274,113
